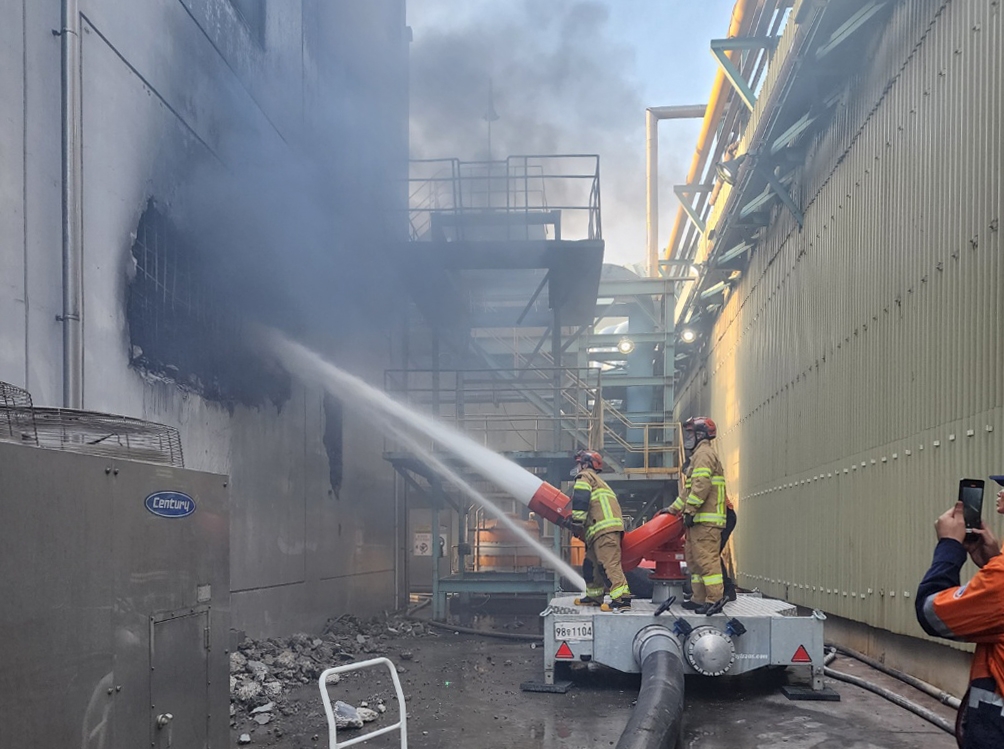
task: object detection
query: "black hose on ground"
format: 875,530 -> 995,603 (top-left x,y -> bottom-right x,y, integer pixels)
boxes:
828,643 -> 962,709
822,648 -> 953,735
616,634 -> 686,749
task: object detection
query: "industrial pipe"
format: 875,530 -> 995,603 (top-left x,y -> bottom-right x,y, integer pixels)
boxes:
664,0 -> 756,264
645,105 -> 706,277
616,626 -> 686,749
61,0 -> 84,408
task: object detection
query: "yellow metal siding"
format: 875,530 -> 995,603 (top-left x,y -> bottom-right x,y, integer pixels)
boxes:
678,0 -> 1002,638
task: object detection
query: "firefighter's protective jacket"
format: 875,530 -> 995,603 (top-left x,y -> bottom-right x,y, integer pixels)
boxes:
570,468 -> 623,543
917,538 -> 1004,746
670,440 -> 727,527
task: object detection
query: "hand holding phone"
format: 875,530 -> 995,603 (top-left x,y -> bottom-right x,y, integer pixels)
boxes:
959,478 -> 985,541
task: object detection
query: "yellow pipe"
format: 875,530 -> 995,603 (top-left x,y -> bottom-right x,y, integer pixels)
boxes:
663,0 -> 758,263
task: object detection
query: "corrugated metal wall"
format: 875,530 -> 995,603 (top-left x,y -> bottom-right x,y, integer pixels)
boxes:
678,0 -> 1002,637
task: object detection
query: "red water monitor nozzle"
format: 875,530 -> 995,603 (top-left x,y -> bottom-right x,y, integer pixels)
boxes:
527,482 -> 573,526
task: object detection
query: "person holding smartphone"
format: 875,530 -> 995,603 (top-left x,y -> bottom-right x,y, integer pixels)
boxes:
916,491 -> 1004,748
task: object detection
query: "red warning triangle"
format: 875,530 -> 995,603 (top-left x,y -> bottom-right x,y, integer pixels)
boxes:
791,645 -> 812,663
555,641 -> 574,659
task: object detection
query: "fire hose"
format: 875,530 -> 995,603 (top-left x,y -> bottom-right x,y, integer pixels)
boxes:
615,626 -> 686,749
823,648 -> 953,734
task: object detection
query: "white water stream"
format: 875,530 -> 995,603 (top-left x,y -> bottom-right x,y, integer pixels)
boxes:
266,330 -> 585,590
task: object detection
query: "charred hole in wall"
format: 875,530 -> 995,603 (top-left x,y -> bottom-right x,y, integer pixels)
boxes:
127,199 -> 290,409
230,0 -> 266,47
323,395 -> 343,498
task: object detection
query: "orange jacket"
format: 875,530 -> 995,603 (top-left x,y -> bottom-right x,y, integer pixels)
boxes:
916,539 -> 1004,690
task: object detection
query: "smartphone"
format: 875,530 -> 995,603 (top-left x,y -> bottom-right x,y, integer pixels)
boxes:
959,479 -> 985,536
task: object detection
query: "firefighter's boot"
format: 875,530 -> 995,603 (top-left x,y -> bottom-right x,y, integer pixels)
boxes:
575,595 -> 604,607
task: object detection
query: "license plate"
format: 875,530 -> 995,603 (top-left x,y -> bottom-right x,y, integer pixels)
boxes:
554,620 -> 593,641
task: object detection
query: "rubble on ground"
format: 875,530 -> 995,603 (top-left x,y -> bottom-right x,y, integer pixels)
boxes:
229,611 -> 431,740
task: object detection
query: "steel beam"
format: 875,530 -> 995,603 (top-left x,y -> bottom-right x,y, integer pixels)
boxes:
815,2 -> 887,60
515,271 -> 550,325
760,168 -> 804,229
597,279 -> 674,297
585,332 -> 670,346
716,241 -> 754,266
710,37 -> 777,111
673,183 -> 715,237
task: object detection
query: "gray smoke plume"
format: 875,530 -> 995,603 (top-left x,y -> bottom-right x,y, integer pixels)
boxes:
409,0 -> 686,266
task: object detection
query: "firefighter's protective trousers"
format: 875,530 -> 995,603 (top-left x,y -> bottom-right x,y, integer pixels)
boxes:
584,532 -> 629,602
685,524 -> 723,603
572,469 -> 629,601
671,439 -> 728,603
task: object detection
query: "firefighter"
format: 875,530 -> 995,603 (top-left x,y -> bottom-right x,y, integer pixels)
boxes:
667,416 -> 728,616
674,464 -> 738,602
567,450 -> 631,611
917,497 -> 1004,748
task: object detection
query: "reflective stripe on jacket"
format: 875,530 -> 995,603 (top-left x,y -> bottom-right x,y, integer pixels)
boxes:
670,440 -> 726,527
570,468 -> 623,542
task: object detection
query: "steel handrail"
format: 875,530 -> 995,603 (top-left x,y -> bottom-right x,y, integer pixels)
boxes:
319,658 -> 407,749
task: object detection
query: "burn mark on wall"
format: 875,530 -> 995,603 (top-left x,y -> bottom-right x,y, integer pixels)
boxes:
323,395 -> 344,497
127,199 -> 290,409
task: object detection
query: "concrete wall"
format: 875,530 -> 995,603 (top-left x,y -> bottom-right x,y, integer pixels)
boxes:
0,0 -> 409,637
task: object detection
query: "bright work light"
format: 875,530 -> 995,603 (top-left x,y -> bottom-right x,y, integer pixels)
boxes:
616,337 -> 635,355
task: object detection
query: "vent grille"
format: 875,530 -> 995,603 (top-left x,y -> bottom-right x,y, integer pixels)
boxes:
0,382 -> 38,446
31,408 -> 184,467
0,381 -> 184,468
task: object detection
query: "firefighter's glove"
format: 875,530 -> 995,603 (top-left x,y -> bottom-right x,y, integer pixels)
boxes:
683,513 -> 696,528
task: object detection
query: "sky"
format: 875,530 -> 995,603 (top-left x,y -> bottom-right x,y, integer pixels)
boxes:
407,0 -> 736,269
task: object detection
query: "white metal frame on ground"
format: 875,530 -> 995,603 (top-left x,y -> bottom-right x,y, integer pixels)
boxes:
318,658 -> 408,749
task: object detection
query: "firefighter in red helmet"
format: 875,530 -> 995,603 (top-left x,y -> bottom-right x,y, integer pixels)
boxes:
567,450 -> 631,611
668,417 -> 729,616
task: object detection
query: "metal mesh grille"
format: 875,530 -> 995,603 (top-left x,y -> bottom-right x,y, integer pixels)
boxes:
0,382 -> 38,446
29,408 -> 183,467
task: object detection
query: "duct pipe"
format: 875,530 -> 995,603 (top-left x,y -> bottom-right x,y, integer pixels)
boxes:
645,105 -> 706,277
61,0 -> 83,407
616,626 -> 685,749
664,0 -> 757,264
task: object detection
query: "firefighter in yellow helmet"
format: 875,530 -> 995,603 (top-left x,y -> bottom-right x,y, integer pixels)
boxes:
668,417 -> 729,616
568,450 -> 631,611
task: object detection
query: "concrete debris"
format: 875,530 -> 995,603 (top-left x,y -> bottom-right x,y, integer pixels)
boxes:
263,681 -> 283,699
246,660 -> 269,682
238,734 -> 251,745
334,701 -> 364,730
235,680 -> 262,703
229,611 -> 429,734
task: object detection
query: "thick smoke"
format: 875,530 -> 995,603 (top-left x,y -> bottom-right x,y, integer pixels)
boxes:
409,0 -> 686,266
173,7 -> 411,345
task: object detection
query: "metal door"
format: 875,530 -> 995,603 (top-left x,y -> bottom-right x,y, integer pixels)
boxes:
151,609 -> 210,748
